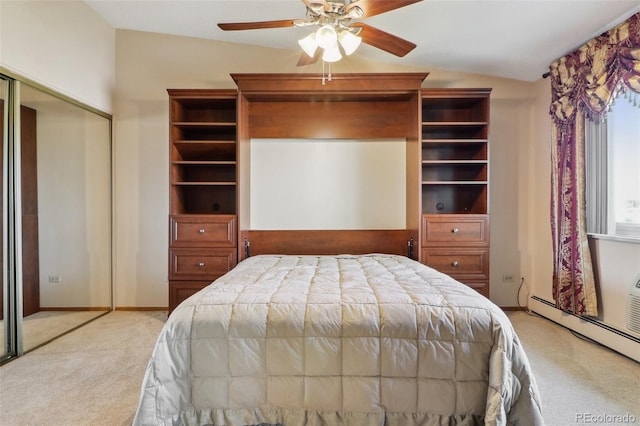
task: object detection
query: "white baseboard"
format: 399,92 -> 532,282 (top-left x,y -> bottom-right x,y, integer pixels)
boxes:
529,296 -> 640,363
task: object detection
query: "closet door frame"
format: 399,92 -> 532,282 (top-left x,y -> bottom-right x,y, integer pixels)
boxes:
1,76 -> 22,362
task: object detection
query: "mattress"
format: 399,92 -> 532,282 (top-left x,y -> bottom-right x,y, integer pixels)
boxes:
133,254 -> 543,425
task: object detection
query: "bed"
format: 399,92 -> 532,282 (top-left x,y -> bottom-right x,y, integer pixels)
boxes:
133,250 -> 543,425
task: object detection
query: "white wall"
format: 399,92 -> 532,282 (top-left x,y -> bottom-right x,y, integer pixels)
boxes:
522,78 -> 556,305
0,1 -> 115,113
113,29 -> 538,308
2,1 -> 636,358
590,239 -> 640,334
113,31 -> 379,308
1,1 -> 115,307
4,1 -> 629,314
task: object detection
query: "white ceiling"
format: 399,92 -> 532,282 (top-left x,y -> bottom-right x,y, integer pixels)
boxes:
85,0 -> 640,82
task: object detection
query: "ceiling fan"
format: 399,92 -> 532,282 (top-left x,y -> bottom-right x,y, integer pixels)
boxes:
218,0 -> 422,66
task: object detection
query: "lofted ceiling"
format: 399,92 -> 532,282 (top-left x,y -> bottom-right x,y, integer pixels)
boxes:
85,0 -> 640,82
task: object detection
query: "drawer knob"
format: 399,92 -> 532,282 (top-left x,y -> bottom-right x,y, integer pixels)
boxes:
198,262 -> 205,268
452,261 -> 459,267
199,228 -> 206,234
452,228 -> 459,234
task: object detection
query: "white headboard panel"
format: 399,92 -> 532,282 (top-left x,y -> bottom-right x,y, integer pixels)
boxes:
250,138 -> 407,230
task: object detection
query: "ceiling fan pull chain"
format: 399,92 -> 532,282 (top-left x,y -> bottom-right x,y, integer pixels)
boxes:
322,60 -> 326,85
321,61 -> 333,85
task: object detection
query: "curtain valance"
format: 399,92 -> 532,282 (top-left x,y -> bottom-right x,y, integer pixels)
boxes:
549,12 -> 640,126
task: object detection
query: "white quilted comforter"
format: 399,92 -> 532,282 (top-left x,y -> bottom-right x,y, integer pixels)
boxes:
134,254 -> 543,426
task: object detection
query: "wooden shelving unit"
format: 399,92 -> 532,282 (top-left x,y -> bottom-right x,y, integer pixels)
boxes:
168,90 -> 238,312
420,89 -> 491,296
165,79 -> 492,311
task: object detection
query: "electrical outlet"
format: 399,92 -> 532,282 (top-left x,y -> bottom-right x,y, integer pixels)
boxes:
48,275 -> 62,284
502,274 -> 514,283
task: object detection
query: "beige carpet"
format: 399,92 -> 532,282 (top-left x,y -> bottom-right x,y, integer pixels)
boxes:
508,311 -> 639,426
24,310 -> 109,352
0,310 -> 638,425
0,310 -> 109,354
0,311 -> 167,426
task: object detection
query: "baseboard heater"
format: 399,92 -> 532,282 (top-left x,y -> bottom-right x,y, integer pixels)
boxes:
531,296 -> 640,345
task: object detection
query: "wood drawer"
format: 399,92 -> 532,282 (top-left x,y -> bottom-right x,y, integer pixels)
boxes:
170,214 -> 236,247
421,248 -> 489,280
422,214 -> 488,245
456,280 -> 489,298
169,247 -> 237,281
169,280 -> 211,313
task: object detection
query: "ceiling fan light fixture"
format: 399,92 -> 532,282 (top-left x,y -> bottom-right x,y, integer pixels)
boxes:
219,0 -> 422,67
315,24 -> 338,49
298,32 -> 318,57
322,44 -> 342,63
338,30 -> 361,55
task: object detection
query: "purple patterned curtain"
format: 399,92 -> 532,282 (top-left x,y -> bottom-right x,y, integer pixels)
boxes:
548,13 -> 640,316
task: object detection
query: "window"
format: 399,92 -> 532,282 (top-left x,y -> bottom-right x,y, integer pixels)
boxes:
586,96 -> 640,240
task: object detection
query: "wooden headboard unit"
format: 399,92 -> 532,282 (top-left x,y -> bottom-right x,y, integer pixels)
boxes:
240,230 -> 415,258
232,73 -> 428,261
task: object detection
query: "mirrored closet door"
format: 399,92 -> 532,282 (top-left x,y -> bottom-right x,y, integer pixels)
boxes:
1,74 -> 112,362
1,76 -> 11,361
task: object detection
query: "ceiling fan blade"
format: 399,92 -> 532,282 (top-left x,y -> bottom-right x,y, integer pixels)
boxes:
218,20 -> 297,31
353,22 -> 416,57
297,50 -> 321,67
347,0 -> 422,18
